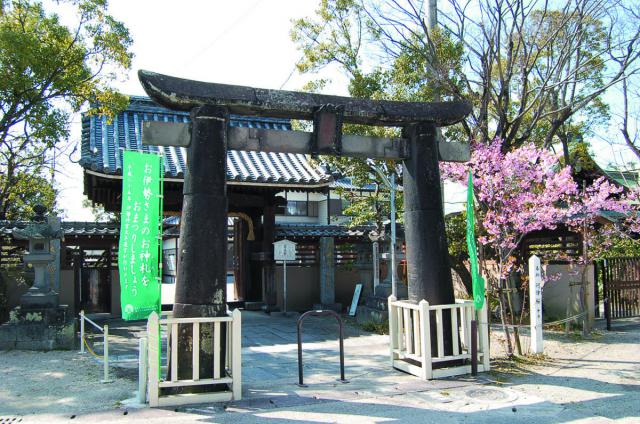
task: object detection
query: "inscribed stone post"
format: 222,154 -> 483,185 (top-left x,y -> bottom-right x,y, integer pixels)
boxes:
529,255 -> 544,354
319,237 -> 336,307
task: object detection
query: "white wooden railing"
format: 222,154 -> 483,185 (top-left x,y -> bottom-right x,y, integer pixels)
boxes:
146,309 -> 242,407
388,296 -> 490,380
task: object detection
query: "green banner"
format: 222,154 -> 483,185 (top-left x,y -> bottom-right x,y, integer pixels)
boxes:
119,151 -> 163,320
466,171 -> 485,310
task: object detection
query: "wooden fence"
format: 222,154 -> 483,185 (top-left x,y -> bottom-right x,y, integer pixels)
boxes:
146,309 -> 242,407
388,297 -> 490,380
601,257 -> 640,324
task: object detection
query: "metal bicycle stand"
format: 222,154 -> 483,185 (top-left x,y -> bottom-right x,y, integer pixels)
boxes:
297,309 -> 349,387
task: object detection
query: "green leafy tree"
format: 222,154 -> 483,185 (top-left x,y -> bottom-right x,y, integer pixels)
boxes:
0,171 -> 55,219
0,0 -> 133,220
292,0 -> 640,155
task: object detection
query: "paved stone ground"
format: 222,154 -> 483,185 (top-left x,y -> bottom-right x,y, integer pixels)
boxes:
1,312 -> 638,423
88,311 -> 483,392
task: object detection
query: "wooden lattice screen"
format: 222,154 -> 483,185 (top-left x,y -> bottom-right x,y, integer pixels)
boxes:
292,243 -> 318,266
601,257 -> 640,322
335,243 -> 358,266
522,233 -> 582,261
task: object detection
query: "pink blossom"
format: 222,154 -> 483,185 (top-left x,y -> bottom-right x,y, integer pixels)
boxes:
441,138 -> 632,276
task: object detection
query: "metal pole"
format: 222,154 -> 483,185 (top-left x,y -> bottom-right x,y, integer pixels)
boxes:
372,241 -> 380,289
297,310 -> 348,386
605,297 -> 612,331
283,260 -> 288,315
297,318 -> 305,386
338,317 -> 346,382
138,337 -> 148,404
79,310 -> 85,354
471,320 -> 478,376
604,259 -> 611,331
390,172 -> 397,298
369,163 -> 397,298
426,0 -> 437,31
102,324 -> 111,383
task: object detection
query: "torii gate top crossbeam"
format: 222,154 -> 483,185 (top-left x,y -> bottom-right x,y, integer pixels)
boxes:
138,70 -> 471,127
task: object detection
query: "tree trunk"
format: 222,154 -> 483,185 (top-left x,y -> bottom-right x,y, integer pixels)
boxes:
450,255 -> 473,296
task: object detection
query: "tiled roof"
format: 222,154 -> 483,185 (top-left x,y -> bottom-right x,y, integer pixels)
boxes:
330,177 -> 376,191
275,223 -> 373,240
80,96 -> 331,187
2,220 -> 374,241
164,216 -> 372,240
62,221 -> 119,237
0,221 -> 119,238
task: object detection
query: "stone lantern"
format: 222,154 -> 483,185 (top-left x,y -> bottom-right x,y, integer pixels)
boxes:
0,204 -> 73,351
371,221 -> 407,298
357,224 -> 407,324
14,204 -> 63,308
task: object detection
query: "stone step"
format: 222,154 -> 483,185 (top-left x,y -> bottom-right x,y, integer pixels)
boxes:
355,306 -> 389,325
373,283 -> 408,298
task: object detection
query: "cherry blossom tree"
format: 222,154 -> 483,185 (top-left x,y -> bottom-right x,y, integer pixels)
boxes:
441,139 -> 632,355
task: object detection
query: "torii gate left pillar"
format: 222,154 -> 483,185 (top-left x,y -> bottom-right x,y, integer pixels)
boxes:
174,105 -> 228,320
174,105 -> 229,379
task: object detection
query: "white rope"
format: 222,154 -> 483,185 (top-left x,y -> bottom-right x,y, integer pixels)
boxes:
501,311 -> 588,329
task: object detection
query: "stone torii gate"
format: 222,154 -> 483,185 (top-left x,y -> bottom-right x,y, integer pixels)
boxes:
138,70 -> 470,374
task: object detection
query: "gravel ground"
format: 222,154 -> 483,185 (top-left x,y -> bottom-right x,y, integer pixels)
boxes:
0,349 -> 137,416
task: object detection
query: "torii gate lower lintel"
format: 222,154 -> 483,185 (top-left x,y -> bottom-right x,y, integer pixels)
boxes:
137,69 -> 470,331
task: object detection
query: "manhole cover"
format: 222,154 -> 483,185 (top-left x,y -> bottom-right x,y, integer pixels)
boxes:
465,387 -> 509,401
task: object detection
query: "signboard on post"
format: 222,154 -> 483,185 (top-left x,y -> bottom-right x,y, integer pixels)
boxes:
274,239 -> 296,261
274,239 -> 296,314
119,151 -> 163,321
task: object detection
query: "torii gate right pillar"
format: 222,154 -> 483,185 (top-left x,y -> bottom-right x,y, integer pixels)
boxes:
403,122 -> 454,306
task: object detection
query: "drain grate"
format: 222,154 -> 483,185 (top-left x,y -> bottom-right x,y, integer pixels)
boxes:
0,418 -> 22,424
